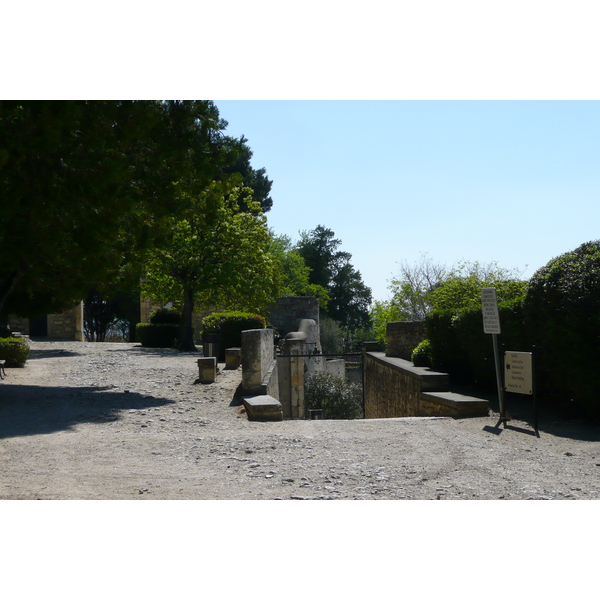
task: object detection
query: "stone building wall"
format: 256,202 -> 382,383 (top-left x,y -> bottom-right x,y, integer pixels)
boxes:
385,321 -> 426,360
8,303 -> 83,340
7,315 -> 29,335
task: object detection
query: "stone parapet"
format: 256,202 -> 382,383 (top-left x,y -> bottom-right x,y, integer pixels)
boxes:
364,352 -> 488,419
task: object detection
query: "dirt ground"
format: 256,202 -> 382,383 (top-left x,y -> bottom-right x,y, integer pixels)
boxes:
1,340 -> 600,500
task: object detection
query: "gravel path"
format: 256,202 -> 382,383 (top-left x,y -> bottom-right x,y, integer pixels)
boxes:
1,340 -> 600,500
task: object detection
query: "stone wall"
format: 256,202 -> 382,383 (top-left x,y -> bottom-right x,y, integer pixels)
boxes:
364,352 -> 449,418
7,315 -> 29,335
363,352 -> 489,418
268,296 -> 319,339
386,321 -> 426,360
8,303 -> 83,340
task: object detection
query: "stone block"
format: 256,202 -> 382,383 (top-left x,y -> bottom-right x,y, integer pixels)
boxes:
225,347 -> 242,370
197,357 -> 217,383
242,395 -> 283,421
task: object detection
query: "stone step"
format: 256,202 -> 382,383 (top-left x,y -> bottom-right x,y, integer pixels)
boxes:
420,391 -> 490,418
242,395 -> 283,422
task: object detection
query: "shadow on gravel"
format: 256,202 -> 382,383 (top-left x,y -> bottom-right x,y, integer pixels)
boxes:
28,349 -> 83,360
104,346 -> 203,359
0,384 -> 175,439
454,383 -> 600,442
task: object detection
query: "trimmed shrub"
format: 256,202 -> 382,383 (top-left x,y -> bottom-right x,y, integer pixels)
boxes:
411,339 -> 432,367
0,337 -> 30,367
202,311 -> 266,359
305,371 -> 363,419
136,323 -> 179,348
149,308 -> 182,325
523,240 -> 600,419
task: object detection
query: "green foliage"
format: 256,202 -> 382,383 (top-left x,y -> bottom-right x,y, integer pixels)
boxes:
0,337 -> 30,367
268,232 -> 330,308
319,315 -> 343,354
523,241 -> 600,419
0,100 -> 273,344
370,300 -> 404,349
149,307 -> 182,325
135,323 -> 180,348
428,262 -> 526,311
296,225 -> 372,330
411,339 -> 432,367
202,311 -> 265,358
305,371 -> 363,419
388,254 -> 448,320
142,180 -> 279,350
425,298 -> 528,388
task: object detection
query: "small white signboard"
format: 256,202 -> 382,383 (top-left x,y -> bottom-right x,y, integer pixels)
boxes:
504,351 -> 533,395
481,287 -> 501,334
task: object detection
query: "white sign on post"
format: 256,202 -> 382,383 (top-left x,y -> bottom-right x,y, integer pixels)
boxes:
504,352 -> 533,395
481,287 -> 501,334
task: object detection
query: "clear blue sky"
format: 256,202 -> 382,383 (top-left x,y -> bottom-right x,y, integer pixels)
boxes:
215,101 -> 600,302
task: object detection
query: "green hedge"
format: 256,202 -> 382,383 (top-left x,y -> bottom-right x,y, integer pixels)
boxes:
135,323 -> 179,348
0,337 -> 30,367
149,308 -> 181,325
202,311 -> 266,359
523,240 -> 600,419
424,298 -> 529,389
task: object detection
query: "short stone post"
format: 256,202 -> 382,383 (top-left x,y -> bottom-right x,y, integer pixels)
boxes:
197,357 -> 217,383
225,347 -> 242,370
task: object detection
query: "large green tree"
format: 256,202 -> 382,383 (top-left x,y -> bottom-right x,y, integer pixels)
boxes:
268,232 -> 330,307
142,181 -> 280,351
0,100 -> 272,338
296,225 -> 372,329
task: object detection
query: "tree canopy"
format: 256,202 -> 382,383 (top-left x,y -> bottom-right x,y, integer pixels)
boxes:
0,100 -> 273,336
142,181 -> 279,350
296,225 -> 372,329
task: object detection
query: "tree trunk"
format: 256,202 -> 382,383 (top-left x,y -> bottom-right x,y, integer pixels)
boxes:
178,285 -> 197,352
0,270 -> 21,321
0,313 -> 11,338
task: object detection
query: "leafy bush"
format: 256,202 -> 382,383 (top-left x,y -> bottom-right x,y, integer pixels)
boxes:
202,311 -> 266,359
523,240 -> 600,419
305,371 -> 363,419
135,323 -> 179,348
149,307 -> 182,325
0,337 -> 30,367
411,339 -> 432,367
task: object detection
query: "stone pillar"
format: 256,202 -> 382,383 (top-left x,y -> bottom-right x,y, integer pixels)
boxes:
241,328 -> 274,394
75,301 -> 84,341
278,331 -> 307,419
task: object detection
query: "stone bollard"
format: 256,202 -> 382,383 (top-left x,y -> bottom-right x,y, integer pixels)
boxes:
225,347 -> 242,370
197,357 -> 217,384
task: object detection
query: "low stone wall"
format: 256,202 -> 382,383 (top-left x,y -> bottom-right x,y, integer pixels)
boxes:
364,352 -> 448,418
386,321 -> 426,360
364,352 -> 489,418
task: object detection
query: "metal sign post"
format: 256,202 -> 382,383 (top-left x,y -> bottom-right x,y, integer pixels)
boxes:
481,288 -> 507,424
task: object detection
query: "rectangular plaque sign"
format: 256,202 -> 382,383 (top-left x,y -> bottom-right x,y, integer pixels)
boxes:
504,351 -> 533,395
481,287 -> 501,334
